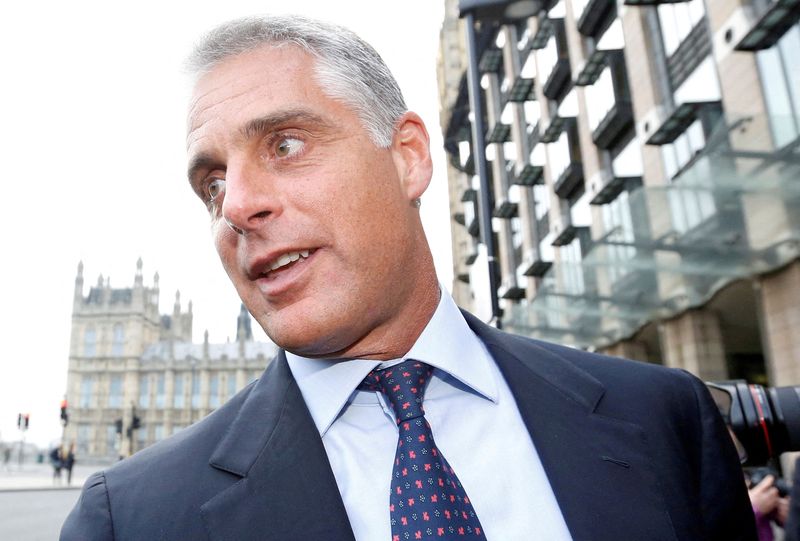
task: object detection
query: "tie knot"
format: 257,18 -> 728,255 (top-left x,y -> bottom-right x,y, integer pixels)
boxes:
361,360 -> 432,423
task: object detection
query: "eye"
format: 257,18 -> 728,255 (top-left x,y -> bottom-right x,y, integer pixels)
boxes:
275,137 -> 304,158
205,178 -> 226,204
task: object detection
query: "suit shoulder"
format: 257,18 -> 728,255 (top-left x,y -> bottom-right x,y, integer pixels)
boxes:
61,471 -> 114,541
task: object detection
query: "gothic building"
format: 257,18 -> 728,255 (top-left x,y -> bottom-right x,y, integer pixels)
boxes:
63,259 -> 276,460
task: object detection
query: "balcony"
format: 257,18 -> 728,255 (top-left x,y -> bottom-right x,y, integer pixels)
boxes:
592,100 -> 634,149
553,162 -> 584,199
577,0 -> 616,37
542,58 -> 571,100
521,253 -> 552,277
530,19 -> 553,50
736,0 -> 800,51
493,200 -> 519,218
512,164 -> 544,186
507,76 -> 536,102
646,101 -> 722,146
479,48 -> 503,73
575,48 -> 622,87
590,176 -> 643,205
499,279 -> 526,300
486,122 -> 511,144
468,216 -> 480,238
551,225 -> 590,247
540,115 -> 575,143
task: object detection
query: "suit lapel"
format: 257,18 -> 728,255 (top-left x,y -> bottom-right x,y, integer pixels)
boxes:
200,352 -> 355,541
465,312 -> 677,541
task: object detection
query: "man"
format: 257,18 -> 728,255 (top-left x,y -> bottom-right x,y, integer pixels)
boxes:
62,15 -> 755,541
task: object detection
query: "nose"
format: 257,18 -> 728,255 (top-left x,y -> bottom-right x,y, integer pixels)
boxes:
220,158 -> 277,235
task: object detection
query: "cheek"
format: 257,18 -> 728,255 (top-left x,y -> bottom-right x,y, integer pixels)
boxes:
211,220 -> 240,272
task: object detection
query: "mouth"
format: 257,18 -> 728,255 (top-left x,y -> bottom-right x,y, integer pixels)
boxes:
248,248 -> 317,281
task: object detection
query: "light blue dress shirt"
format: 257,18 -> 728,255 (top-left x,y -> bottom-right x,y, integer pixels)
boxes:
286,290 -> 572,540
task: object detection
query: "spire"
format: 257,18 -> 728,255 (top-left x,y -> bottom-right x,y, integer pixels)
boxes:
173,290 -> 181,314
203,329 -> 209,359
135,257 -> 143,287
74,261 -> 84,301
236,304 -> 253,342
187,300 -> 193,314
153,271 -> 160,290
97,274 -> 104,287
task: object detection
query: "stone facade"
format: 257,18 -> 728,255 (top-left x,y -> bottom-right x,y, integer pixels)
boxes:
62,260 -> 276,460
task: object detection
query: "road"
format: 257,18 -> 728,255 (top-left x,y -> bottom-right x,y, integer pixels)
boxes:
0,489 -> 80,541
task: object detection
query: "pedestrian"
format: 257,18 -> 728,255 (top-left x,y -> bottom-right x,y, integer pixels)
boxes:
63,443 -> 76,486
61,14 -> 756,540
49,446 -> 62,485
2,445 -> 10,471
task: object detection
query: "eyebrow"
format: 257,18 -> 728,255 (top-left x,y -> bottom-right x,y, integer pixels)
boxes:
238,108 -> 334,142
186,152 -> 220,188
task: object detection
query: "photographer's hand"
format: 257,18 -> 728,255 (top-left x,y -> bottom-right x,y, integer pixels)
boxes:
749,475 -> 780,516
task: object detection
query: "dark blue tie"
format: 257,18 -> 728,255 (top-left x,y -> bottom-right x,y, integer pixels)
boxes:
361,360 -> 487,540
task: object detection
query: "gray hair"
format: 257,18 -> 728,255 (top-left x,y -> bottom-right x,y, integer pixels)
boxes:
186,15 -> 407,148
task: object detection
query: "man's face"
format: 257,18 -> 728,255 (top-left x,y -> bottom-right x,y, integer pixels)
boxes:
187,46 -> 431,358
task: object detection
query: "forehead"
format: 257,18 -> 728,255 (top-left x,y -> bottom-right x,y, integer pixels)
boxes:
187,45 -> 331,141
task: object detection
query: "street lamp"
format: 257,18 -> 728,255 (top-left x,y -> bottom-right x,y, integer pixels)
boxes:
458,0 -> 541,329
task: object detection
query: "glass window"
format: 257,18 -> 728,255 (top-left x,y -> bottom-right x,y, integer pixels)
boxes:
209,374 -> 220,409
79,376 -> 93,408
139,374 -> 150,408
108,375 -> 122,408
111,323 -> 124,357
106,425 -> 117,455
155,374 -> 165,409
661,119 -> 707,180
560,239 -> 585,295
77,424 -> 91,455
137,425 -> 147,447
84,327 -> 96,358
673,56 -> 721,105
757,24 -> 800,148
191,372 -> 201,408
571,0 -> 590,21
667,188 -> 716,234
586,67 -> 615,132
173,374 -> 184,409
227,374 -> 237,400
612,136 -> 643,177
537,33 -> 558,83
154,424 -> 164,442
602,191 -> 637,284
658,0 -> 706,57
547,131 -> 571,182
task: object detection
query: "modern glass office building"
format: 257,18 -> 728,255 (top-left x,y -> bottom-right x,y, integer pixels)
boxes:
439,0 -> 800,384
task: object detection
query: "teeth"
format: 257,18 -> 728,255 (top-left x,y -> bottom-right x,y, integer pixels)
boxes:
268,250 -> 310,272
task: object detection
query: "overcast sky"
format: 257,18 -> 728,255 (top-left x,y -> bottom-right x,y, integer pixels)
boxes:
0,0 -> 453,447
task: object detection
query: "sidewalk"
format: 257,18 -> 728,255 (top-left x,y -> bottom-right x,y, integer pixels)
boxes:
0,463 -> 102,492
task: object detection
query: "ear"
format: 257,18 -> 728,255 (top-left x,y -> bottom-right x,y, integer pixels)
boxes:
390,112 -> 433,202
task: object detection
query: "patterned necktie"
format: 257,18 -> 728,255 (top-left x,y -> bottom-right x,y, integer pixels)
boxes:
361,360 -> 487,540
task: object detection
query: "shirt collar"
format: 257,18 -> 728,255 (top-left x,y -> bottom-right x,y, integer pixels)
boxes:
286,288 -> 498,437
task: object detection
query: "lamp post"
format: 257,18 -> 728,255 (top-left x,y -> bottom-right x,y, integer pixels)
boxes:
458,0 -> 541,329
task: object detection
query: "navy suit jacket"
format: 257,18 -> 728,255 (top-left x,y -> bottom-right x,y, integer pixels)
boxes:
61,312 -> 756,540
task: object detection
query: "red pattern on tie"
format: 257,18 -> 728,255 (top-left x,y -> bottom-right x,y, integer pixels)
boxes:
361,360 -> 487,539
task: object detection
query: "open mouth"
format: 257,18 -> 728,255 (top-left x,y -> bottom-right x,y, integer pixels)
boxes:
262,249 -> 315,277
